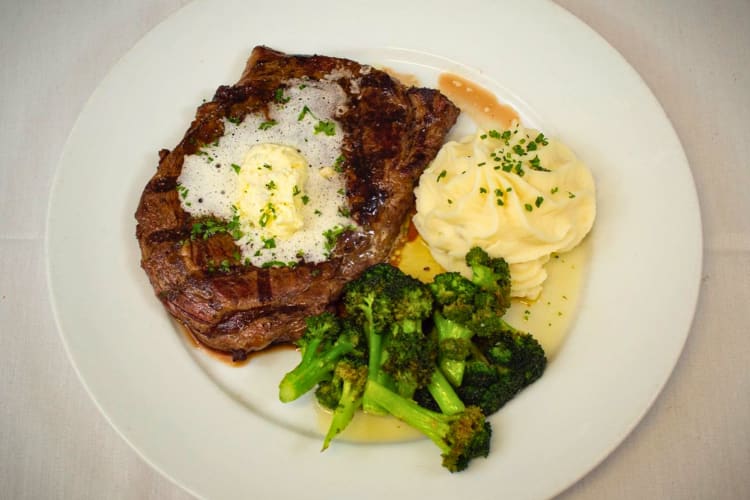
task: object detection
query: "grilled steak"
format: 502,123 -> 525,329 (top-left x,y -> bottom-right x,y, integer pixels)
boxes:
135,46 -> 459,357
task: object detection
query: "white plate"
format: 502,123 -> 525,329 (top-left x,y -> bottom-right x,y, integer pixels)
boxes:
46,1 -> 702,499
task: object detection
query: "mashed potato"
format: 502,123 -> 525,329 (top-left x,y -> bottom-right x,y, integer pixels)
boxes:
413,123 -> 596,300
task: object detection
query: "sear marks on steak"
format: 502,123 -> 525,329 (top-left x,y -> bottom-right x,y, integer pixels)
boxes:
135,46 -> 459,356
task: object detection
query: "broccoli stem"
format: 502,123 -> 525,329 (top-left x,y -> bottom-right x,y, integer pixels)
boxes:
366,379 -> 453,451
322,378 -> 363,451
360,299 -> 387,415
365,379 -> 491,472
427,368 -> 465,415
434,312 -> 473,386
278,339 -> 354,403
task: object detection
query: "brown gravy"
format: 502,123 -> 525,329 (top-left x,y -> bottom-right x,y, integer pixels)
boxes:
437,73 -> 519,130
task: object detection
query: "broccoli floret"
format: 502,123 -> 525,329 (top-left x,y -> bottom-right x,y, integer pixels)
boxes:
381,330 -> 437,398
457,323 -> 546,415
465,246 -> 511,311
430,247 -> 546,415
342,264 -> 435,411
365,379 -> 491,472
278,312 -> 360,403
321,359 -> 368,450
314,377 -> 342,411
434,311 -> 473,386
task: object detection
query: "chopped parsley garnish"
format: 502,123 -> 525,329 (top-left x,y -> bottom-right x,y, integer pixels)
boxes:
298,105 -> 336,136
529,155 -> 550,172
231,163 -> 241,174
323,225 -> 353,256
534,133 -> 549,145
265,180 -> 277,191
436,170 -> 447,182
259,120 -> 277,130
262,260 -> 296,269
297,105 -> 313,121
525,203 -> 533,211
219,260 -> 231,273
301,194 -> 310,205
274,88 -> 290,104
535,196 -> 544,208
176,183 -> 189,199
314,120 -> 336,136
263,237 -> 276,249
551,186 -> 559,194
259,203 -> 276,227
333,155 -> 345,172
190,210 -> 243,241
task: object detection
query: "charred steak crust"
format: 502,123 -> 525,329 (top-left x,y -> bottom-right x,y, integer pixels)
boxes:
135,46 -> 459,356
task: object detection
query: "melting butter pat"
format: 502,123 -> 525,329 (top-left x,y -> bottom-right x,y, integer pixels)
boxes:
235,143 -> 308,238
413,123 -> 596,300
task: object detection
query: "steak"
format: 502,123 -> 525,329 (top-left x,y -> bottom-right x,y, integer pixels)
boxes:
135,46 -> 459,358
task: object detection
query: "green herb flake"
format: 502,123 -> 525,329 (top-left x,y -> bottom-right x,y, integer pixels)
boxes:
333,155 -> 345,172
231,163 -> 241,174
323,225 -> 352,255
525,203 -> 533,211
274,88 -> 290,104
535,196 -> 544,208
259,120 -> 278,130
314,120 -> 336,136
529,155 -> 550,172
297,105 -> 313,121
436,170 -> 447,182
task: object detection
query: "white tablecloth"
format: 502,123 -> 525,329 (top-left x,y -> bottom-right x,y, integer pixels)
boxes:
2,1 -> 748,498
